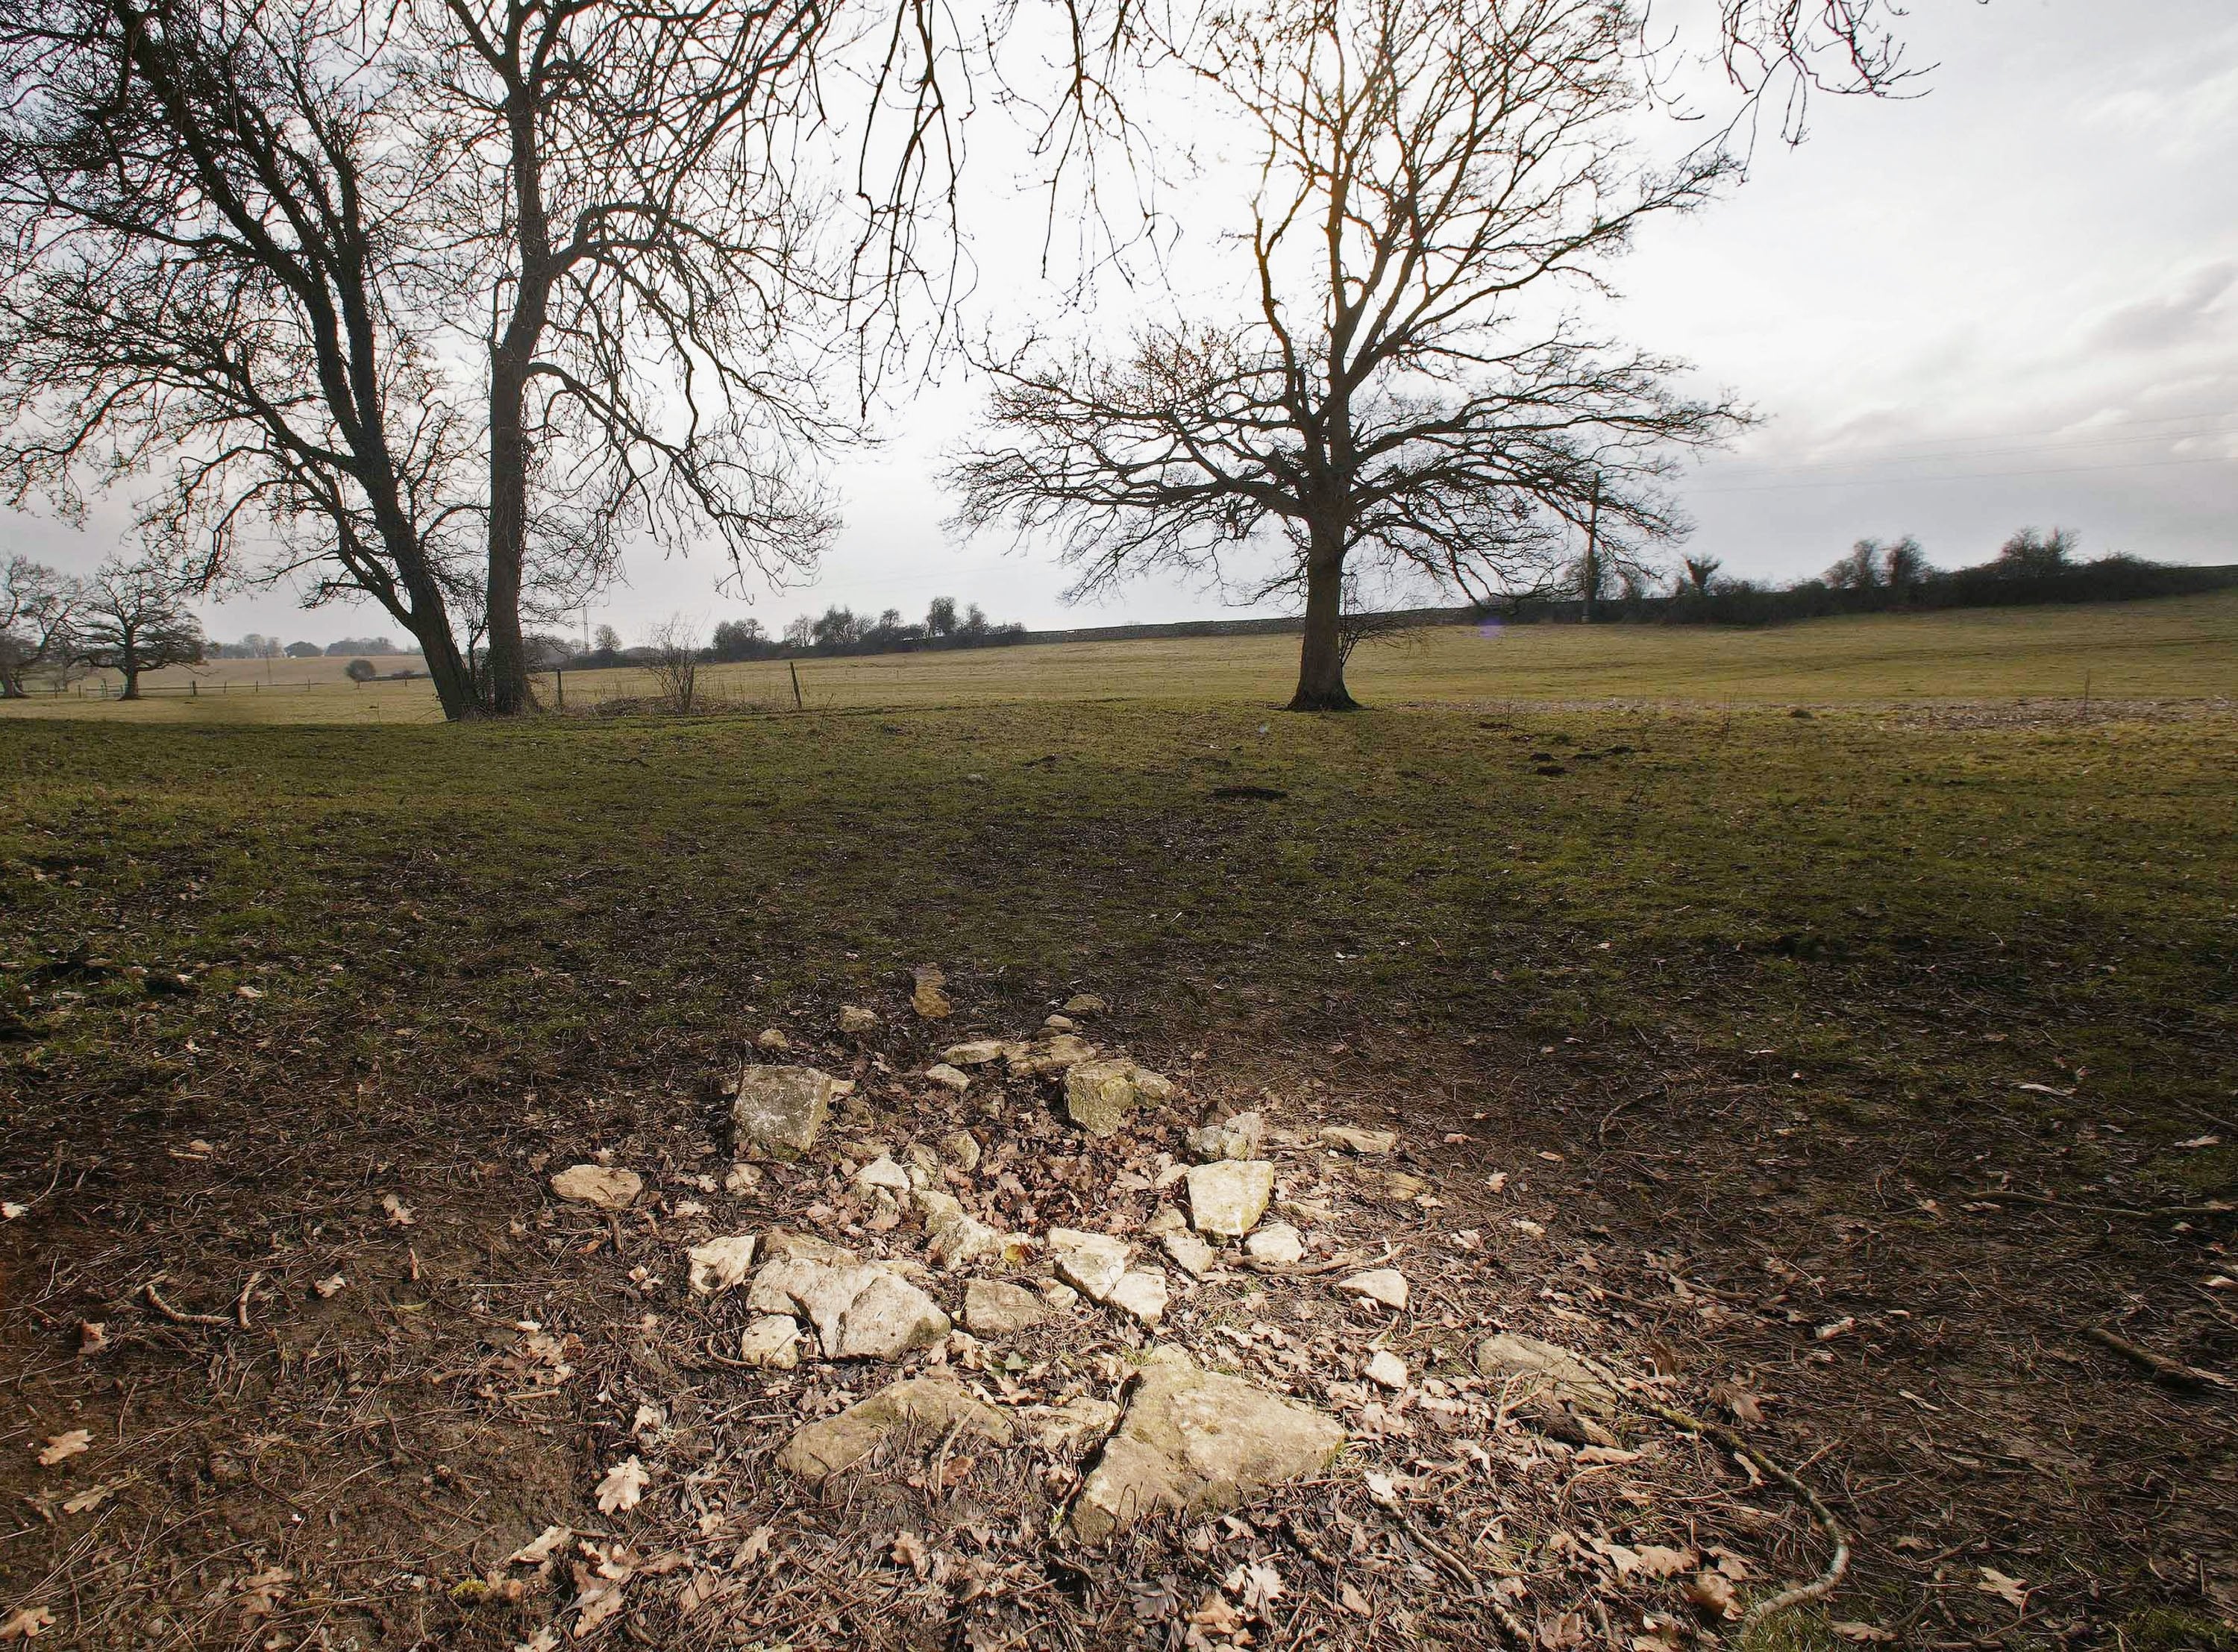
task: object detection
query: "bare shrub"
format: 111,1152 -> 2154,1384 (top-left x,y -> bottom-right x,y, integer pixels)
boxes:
645,618 -> 702,714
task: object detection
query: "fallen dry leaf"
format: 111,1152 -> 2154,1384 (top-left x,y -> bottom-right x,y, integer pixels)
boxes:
313,1273 -> 347,1298
1685,1571 -> 1740,1620
0,1607 -> 54,1641
34,1432 -> 90,1468
60,1483 -> 116,1516
1574,1445 -> 1642,1465
1338,1583 -> 1370,1617
1977,1566 -> 2028,1608
1831,1624 -> 1897,1644
595,1456 -> 648,1514
508,1526 -> 572,1566
2174,1134 -> 2222,1150
237,1568 -> 292,1618
890,1530 -> 931,1577
381,1193 -> 416,1227
513,1630 -> 559,1652
75,1324 -> 105,1356
731,1525 -> 774,1568
1228,1561 -> 1284,1615
1537,1609 -> 1586,1648
1632,1545 -> 1695,1578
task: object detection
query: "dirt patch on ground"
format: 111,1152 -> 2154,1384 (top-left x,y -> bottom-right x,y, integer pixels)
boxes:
3,979 -> 2232,1651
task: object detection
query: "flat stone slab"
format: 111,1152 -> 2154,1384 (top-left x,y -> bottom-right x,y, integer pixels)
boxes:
1107,1269 -> 1169,1326
1071,1349 -> 1345,1542
732,1066 -> 834,1161
1186,1161 -> 1275,1237
686,1235 -> 758,1295
942,1039 -> 1009,1066
746,1258 -> 949,1360
1188,1111 -> 1265,1162
1244,1223 -> 1303,1266
737,1314 -> 801,1368
777,1377 -> 1012,1481
1320,1125 -> 1398,1155
1475,1333 -> 1620,1418
1050,1228 -> 1132,1301
963,1278 -> 1048,1336
1339,1269 -> 1409,1310
551,1164 -> 642,1210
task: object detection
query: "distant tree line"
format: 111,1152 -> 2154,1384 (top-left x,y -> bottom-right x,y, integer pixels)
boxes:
1644,529 -> 2237,627
555,597 -> 1026,670
205,633 -> 421,659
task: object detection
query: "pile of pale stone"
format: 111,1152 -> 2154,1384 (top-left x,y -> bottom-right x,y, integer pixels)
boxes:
551,1008 -> 1612,1546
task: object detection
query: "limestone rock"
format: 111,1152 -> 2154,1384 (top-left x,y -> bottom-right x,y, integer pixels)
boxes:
1382,1172 -> 1429,1202
963,1278 -> 1047,1336
938,1130 -> 982,1172
1473,1333 -> 1620,1418
1050,1228 -> 1132,1301
1070,1349 -> 1346,1542
1161,1229 -> 1217,1279
745,1258 -> 950,1360
737,1315 -> 801,1368
1243,1223 -> 1303,1266
732,1066 -> 834,1161
551,1164 -> 642,1210
760,1228 -> 853,1266
924,1064 -> 972,1093
1041,1281 -> 1081,1310
854,1156 -> 912,1198
686,1235 -> 758,1295
754,1027 -> 792,1052
1186,1161 -> 1275,1237
1062,993 -> 1107,1015
942,1039 -> 1009,1067
722,1163 -> 763,1196
1188,1111 -> 1265,1163
1065,1059 -> 1143,1137
1034,1397 -> 1120,1455
1364,1348 -> 1408,1390
838,1005 -> 879,1034
1043,1014 -> 1076,1032
1340,1269 -> 1409,1310
905,1143 -> 941,1190
777,1376 -> 1012,1482
1142,1205 -> 1186,1237
1008,1034 -> 1097,1078
1107,1269 -> 1170,1327
910,964 -> 952,1020
929,1212 -> 1005,1270
1320,1125 -> 1398,1155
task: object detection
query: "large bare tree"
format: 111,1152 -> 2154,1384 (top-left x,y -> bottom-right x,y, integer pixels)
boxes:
0,0 -> 844,720
71,559 -> 204,698
947,0 -> 1746,709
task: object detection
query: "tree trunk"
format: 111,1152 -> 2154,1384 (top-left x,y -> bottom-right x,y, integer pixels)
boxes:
483,354 -> 530,718
1287,527 -> 1358,712
1578,474 -> 1602,624
118,666 -> 140,700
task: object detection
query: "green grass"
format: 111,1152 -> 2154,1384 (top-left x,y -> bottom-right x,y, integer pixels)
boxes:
4,695 -> 2231,1170
6,588 -> 2234,723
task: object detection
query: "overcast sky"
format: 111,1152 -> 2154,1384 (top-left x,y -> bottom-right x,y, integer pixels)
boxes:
8,0 -> 2234,647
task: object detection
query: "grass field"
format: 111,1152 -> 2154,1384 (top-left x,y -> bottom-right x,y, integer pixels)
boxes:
2,598 -> 2234,1648
7,588 -> 2235,723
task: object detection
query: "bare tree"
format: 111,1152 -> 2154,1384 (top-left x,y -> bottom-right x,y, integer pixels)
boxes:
1823,539 -> 1884,591
645,617 -> 703,714
1882,534 -> 1928,591
0,556 -> 79,697
0,0 -> 846,721
948,0 -> 1743,709
72,561 -> 204,698
1681,554 -> 1723,594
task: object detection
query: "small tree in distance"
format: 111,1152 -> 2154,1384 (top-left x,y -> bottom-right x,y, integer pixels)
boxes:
0,556 -> 79,697
345,658 -> 377,685
72,561 -> 203,698
645,618 -> 702,714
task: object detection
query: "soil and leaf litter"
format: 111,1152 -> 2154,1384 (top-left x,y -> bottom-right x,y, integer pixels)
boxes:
0,698 -> 2234,1648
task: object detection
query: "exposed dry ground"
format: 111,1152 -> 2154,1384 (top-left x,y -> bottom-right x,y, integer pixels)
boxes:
1,690 -> 2233,1651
